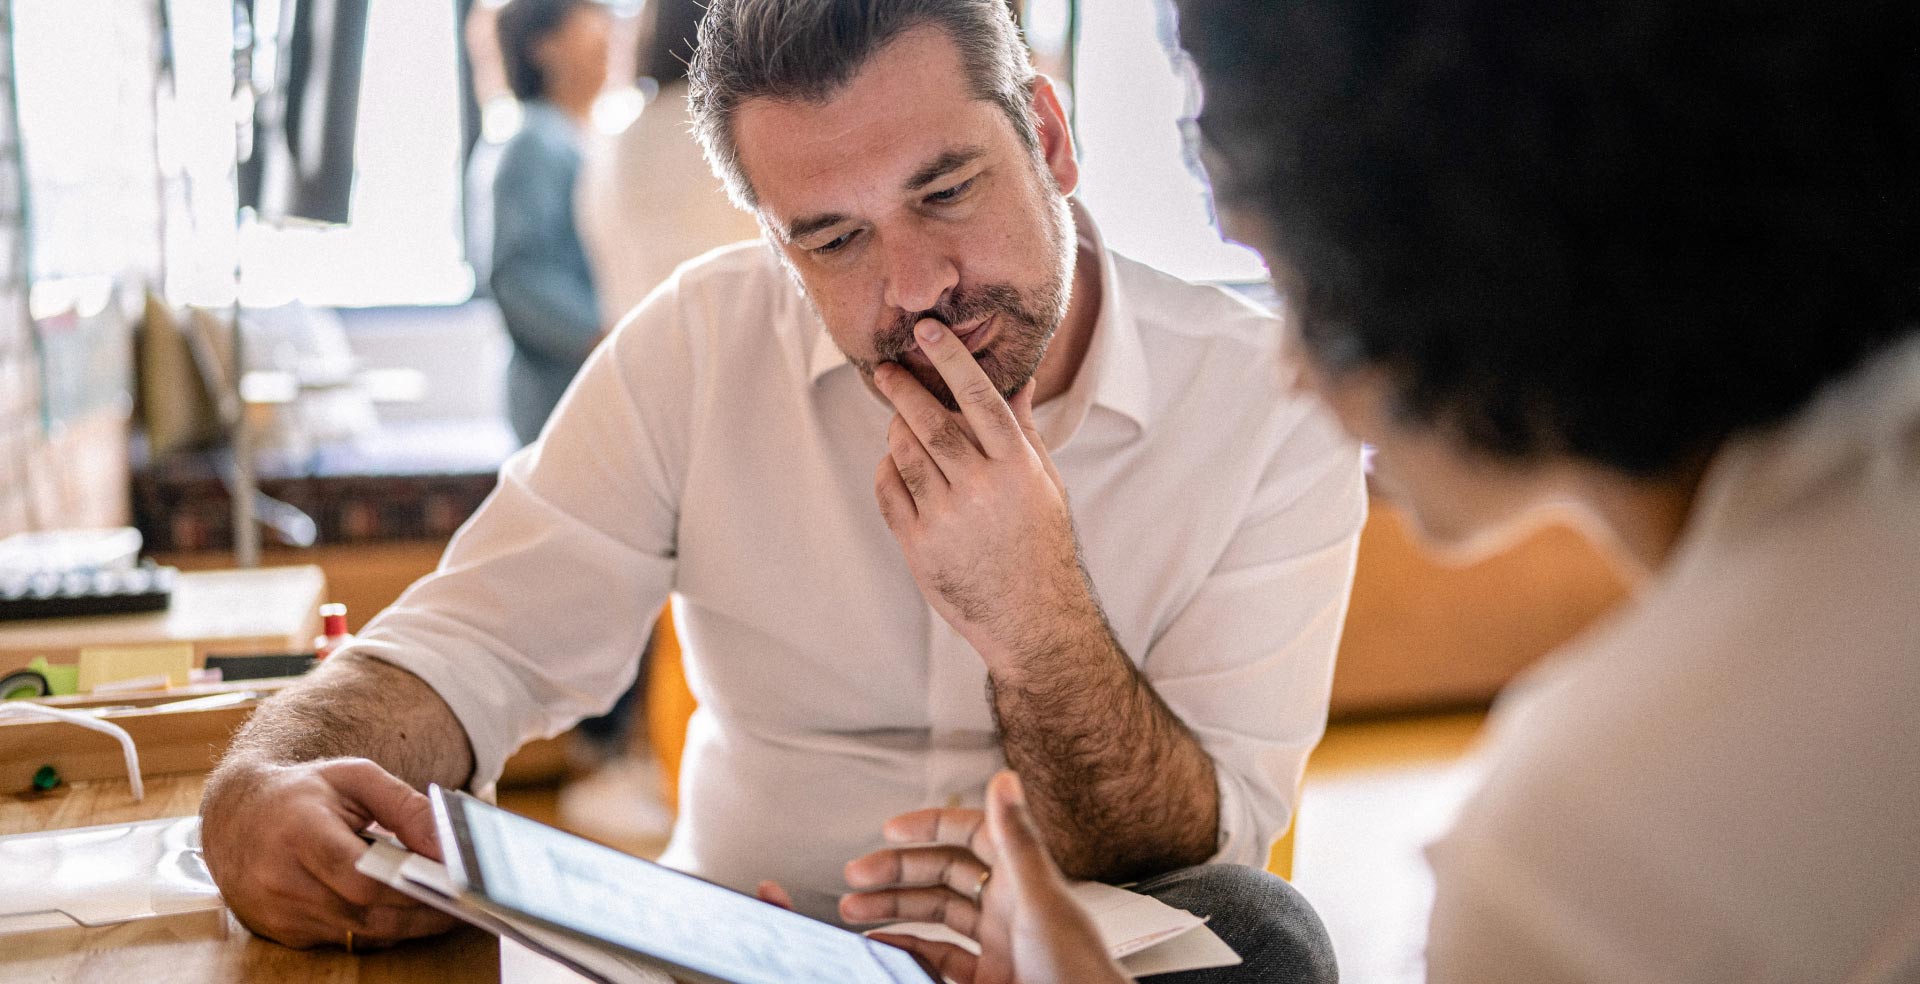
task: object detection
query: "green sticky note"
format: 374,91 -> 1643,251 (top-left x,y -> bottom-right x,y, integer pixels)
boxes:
28,657 -> 78,696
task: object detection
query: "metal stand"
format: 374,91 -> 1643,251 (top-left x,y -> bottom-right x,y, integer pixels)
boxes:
228,1 -> 260,567
227,295 -> 259,568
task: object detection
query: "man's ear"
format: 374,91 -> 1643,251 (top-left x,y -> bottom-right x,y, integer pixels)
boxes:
1030,75 -> 1079,196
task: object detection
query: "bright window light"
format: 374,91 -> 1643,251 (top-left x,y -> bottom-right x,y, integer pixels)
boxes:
238,1 -> 472,308
1072,0 -> 1267,284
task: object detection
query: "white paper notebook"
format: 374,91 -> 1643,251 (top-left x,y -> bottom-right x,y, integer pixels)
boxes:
876,880 -> 1242,979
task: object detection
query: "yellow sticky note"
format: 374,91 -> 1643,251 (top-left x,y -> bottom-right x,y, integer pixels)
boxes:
76,644 -> 196,693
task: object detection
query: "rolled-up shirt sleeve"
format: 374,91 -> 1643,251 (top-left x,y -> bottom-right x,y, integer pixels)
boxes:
1143,401 -> 1367,867
343,281 -> 698,791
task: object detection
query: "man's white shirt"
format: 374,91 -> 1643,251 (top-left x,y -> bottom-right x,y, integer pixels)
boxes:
354,214 -> 1366,921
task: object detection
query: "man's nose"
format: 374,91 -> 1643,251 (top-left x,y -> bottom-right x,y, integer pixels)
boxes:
880,226 -> 959,317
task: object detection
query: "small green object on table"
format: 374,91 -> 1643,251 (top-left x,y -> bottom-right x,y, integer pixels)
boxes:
32,764 -> 60,791
28,657 -> 80,696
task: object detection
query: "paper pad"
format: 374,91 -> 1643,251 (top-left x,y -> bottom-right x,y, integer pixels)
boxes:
0,816 -> 221,936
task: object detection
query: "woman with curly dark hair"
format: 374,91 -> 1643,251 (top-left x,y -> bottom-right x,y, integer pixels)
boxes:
853,3 -> 1920,981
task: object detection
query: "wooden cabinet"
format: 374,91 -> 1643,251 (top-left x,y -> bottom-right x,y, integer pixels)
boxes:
1330,498 -> 1630,716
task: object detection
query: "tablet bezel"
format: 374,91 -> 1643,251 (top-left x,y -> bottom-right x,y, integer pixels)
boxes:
429,783 -> 485,896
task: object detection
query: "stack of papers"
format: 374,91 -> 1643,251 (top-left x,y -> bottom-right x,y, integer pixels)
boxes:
878,880 -> 1241,979
0,817 -> 221,935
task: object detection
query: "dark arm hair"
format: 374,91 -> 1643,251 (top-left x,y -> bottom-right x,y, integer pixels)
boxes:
210,653 -> 474,791
1177,0 -> 1920,476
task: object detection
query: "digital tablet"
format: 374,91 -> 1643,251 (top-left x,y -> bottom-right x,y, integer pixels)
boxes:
430,786 -> 934,984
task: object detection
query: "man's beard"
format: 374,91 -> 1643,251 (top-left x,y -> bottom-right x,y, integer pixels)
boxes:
836,188 -> 1074,412
860,275 -> 1067,412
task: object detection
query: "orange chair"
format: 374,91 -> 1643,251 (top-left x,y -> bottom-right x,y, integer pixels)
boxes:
643,607 -> 697,811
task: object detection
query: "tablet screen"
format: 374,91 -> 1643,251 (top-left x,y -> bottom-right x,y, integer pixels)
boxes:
441,791 -> 931,984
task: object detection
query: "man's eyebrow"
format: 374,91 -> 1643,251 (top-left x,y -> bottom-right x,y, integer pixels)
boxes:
904,146 -> 988,192
782,147 -> 989,243
785,211 -> 851,244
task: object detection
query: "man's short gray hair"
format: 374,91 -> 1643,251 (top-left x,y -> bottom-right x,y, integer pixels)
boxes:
688,0 -> 1038,212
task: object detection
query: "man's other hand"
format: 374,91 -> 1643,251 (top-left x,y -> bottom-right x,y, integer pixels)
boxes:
873,318 -> 1094,669
842,771 -> 1128,984
200,757 -> 458,949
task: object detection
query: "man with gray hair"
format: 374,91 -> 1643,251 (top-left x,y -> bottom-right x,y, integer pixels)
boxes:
199,2 -> 1359,979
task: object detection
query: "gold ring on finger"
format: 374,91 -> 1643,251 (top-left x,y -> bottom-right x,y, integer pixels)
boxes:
345,929 -> 355,954
973,868 -> 992,901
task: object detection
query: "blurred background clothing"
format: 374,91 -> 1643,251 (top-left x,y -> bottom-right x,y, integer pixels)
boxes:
490,99 -> 601,447
1423,336 -> 1920,984
576,79 -> 762,329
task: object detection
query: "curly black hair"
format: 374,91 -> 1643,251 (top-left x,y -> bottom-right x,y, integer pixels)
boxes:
1176,0 -> 1920,475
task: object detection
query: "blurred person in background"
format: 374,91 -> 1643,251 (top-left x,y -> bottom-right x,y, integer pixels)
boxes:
850,2 -> 1920,982
491,0 -> 612,448
557,0 -> 759,852
577,0 -> 761,329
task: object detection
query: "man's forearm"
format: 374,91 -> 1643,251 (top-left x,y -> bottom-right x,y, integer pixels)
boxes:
211,653 -> 474,791
988,612 -> 1220,883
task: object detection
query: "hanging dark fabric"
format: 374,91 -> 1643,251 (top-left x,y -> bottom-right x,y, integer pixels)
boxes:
237,0 -> 370,226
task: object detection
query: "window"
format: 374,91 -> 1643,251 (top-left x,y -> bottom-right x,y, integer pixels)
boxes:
163,0 -> 470,309
240,1 -> 469,307
1068,0 -> 1266,284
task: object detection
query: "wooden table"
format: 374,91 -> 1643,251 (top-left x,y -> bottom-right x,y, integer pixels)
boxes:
0,775 -> 498,982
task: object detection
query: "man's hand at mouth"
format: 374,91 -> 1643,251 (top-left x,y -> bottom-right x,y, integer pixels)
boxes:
870,317 -> 1094,673
871,318 -> 1221,883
